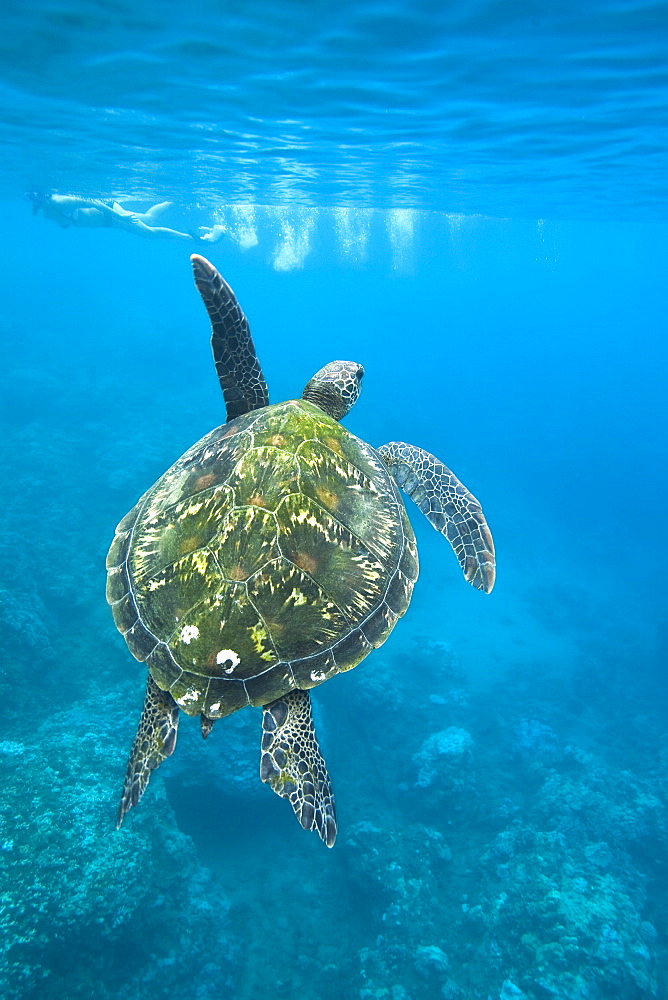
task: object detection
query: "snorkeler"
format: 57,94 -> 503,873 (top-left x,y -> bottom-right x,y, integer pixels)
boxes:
27,192 -> 194,241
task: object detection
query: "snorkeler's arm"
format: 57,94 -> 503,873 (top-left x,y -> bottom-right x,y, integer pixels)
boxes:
47,195 -> 123,226
49,194 -> 111,211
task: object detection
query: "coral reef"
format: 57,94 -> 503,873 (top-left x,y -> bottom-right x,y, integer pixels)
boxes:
476,823 -> 656,998
334,648 -> 665,1000
0,694 -> 237,1000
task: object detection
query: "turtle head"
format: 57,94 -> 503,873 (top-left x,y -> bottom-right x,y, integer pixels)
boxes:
301,361 -> 364,421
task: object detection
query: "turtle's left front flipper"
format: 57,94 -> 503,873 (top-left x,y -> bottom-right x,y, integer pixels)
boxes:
260,689 -> 337,848
378,441 -> 496,594
191,254 -> 269,421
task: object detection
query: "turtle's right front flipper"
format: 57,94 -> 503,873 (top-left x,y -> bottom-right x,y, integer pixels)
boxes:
117,677 -> 179,828
191,254 -> 269,421
260,689 -> 337,848
379,441 -> 496,594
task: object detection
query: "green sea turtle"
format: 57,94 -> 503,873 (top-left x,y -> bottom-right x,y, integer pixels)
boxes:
107,254 -> 495,848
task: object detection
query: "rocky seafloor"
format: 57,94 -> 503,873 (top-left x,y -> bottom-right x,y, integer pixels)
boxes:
1,361 -> 666,1000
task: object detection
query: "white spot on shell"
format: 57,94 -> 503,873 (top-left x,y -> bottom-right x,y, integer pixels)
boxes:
310,669 -> 327,683
176,687 -> 200,706
216,648 -> 241,673
179,625 -> 200,644
210,702 -> 221,713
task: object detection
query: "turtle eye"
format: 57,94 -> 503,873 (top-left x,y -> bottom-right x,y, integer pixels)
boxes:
356,366 -> 365,379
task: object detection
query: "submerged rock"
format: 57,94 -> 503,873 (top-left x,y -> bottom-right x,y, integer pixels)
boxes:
413,727 -> 474,789
414,943 -> 449,976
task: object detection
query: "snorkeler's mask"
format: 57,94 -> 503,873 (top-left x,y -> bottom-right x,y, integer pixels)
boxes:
25,191 -> 47,214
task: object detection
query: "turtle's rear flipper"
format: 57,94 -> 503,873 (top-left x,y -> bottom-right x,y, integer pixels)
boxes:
378,441 -> 496,594
117,677 -> 179,829
260,689 -> 337,848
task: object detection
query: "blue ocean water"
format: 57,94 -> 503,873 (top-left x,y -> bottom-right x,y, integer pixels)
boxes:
1,2 -> 668,998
